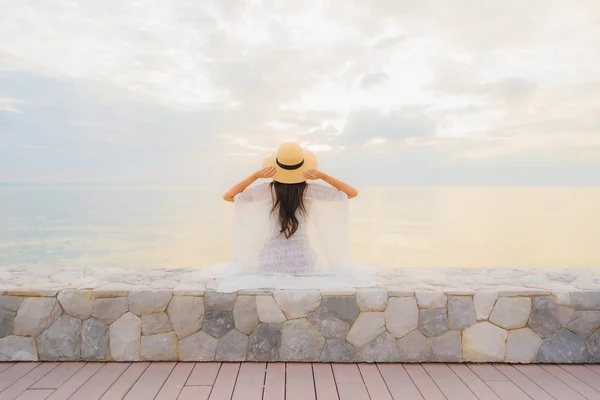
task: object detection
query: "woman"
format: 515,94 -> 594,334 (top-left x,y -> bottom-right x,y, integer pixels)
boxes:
222,142 -> 359,276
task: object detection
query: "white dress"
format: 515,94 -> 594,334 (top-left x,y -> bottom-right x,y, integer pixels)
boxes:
235,182 -> 346,275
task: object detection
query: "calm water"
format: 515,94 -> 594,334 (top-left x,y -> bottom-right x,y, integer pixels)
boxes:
1,186 -> 599,269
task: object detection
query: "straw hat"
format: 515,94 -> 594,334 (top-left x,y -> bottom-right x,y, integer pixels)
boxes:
263,142 -> 318,184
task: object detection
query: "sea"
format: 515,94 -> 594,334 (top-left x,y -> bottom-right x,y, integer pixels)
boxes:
1,185 -> 599,270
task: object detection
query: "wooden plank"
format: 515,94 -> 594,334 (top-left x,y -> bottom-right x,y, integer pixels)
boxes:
541,365 -> 600,399
584,365 -> 600,376
123,362 -> 175,400
493,365 -> 553,400
0,363 -> 15,373
14,390 -> 55,400
422,363 -> 477,400
286,363 -> 315,400
263,363 -> 286,400
486,381 -> 532,400
514,365 -> 586,400
448,364 -> 501,400
468,364 -> 508,381
47,363 -> 104,400
155,363 -> 194,400
178,386 -> 212,400
332,364 -> 370,399
231,362 -> 265,400
208,362 -> 240,400
187,363 -> 221,386
98,363 -> 149,400
560,365 -> 600,392
378,364 -> 424,399
32,363 -> 85,389
0,363 -> 59,400
403,364 -> 445,400
312,364 -> 338,400
69,363 -> 130,400
0,363 -> 40,392
358,364 -> 392,400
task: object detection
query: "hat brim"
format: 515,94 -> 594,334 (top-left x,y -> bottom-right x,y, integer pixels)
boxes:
263,148 -> 318,184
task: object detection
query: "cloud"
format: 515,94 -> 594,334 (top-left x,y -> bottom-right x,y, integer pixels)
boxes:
342,107 -> 436,145
359,72 -> 390,90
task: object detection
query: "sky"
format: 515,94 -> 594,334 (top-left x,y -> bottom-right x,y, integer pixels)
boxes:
1,0 -> 600,186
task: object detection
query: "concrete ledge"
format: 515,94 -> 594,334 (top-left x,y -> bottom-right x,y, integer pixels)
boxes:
1,282 -> 600,362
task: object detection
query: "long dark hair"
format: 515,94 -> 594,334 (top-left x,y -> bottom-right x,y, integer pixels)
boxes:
270,181 -> 308,239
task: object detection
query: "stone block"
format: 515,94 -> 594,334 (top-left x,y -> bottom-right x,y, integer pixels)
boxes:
248,323 -> 282,361
528,296 -> 561,338
58,290 -> 94,320
587,329 -> 600,362
556,305 -> 574,326
346,312 -> 385,347
320,339 -> 357,362
474,291 -> 498,321
489,297 -> 530,329
385,297 -> 418,338
179,331 -> 217,361
397,330 -> 432,362
431,330 -> 462,362
92,297 -> 129,325
233,296 -> 258,335
506,328 -> 542,363
418,309 -> 448,338
358,332 -> 400,362
273,290 -> 321,319
216,329 -> 249,361
128,290 -> 172,316
463,322 -> 508,362
141,332 -> 178,361
416,292 -> 447,309
0,336 -> 38,361
167,296 -> 204,339
571,291 -> 600,310
553,291 -> 571,306
82,318 -> 109,361
321,296 -> 359,324
38,315 -> 81,361
280,319 -> 324,361
0,296 -> 23,311
110,312 -> 141,361
356,288 -> 388,312
448,297 -> 476,329
256,296 -> 286,323
205,292 -> 237,312
202,311 -> 235,338
537,329 -> 588,363
13,297 -> 62,337
307,307 -> 350,340
0,309 -> 15,338
142,312 -> 173,335
567,311 -> 600,337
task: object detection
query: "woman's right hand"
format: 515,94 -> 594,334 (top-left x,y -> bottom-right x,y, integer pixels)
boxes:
304,169 -> 327,180
254,166 -> 277,179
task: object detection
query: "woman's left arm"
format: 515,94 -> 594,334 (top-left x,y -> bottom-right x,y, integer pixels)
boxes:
222,167 -> 276,202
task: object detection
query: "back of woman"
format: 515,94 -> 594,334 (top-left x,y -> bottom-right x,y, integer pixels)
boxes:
223,142 -> 359,276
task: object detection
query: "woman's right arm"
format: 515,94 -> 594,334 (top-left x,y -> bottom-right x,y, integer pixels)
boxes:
304,169 -> 359,199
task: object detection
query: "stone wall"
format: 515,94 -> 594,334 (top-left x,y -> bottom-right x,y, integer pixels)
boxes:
1,287 -> 599,362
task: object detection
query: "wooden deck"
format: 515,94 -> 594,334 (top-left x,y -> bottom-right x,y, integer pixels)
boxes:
1,362 -> 600,400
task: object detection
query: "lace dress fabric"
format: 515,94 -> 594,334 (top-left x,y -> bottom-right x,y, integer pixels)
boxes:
235,182 -> 346,275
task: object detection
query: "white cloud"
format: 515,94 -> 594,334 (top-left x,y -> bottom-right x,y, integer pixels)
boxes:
1,0 -> 599,184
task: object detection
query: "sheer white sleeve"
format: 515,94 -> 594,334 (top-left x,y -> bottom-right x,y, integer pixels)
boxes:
234,182 -> 272,203
305,183 -> 347,201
